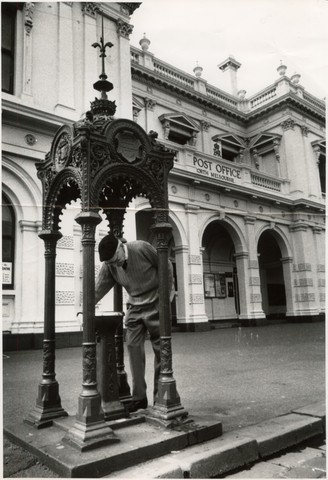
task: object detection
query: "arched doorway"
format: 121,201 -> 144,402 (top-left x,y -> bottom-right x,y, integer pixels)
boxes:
202,221 -> 240,321
258,230 -> 286,318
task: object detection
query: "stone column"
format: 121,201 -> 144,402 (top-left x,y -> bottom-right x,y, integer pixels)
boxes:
149,221 -> 188,426
312,226 -> 325,314
281,120 -> 308,196
234,251 -> 251,320
281,256 -> 296,317
289,222 -> 319,318
172,245 -> 190,324
25,230 -> 68,428
312,144 -> 324,198
185,204 -> 209,326
243,216 -> 265,321
63,212 -> 117,451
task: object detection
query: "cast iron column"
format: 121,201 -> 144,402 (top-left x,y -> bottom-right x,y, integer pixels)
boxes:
25,230 -> 68,428
63,212 -> 118,451
150,221 -> 188,426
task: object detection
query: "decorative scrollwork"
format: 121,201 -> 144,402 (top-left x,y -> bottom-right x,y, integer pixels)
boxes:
43,340 -> 55,376
160,337 -> 173,375
83,344 -> 97,385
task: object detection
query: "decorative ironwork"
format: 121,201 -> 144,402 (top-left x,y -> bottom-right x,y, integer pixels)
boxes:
83,343 -> 97,386
160,337 -> 173,375
43,340 -> 55,376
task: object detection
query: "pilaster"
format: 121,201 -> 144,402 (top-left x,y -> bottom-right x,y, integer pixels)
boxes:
312,226 -> 325,313
200,120 -> 211,155
184,204 -> 208,324
281,120 -> 308,198
55,2 -> 75,116
281,256 -> 297,317
173,245 -> 190,324
82,3 -> 98,112
116,18 -> 134,118
20,3 -> 35,102
16,221 -> 43,331
242,216 -> 265,319
289,223 -> 320,316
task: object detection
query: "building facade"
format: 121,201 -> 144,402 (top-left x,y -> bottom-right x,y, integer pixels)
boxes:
130,41 -> 326,330
2,3 -> 326,344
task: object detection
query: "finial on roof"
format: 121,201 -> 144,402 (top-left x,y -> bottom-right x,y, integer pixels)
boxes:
193,61 -> 203,78
291,73 -> 301,84
139,33 -> 150,51
277,61 -> 287,76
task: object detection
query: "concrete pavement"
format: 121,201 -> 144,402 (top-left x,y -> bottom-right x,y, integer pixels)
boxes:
2,321 -> 326,477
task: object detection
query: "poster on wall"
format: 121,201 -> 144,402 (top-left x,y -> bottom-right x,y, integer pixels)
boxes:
215,274 -> 226,298
2,262 -> 12,285
204,273 -> 216,298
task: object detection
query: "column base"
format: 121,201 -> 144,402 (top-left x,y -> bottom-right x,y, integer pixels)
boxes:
24,382 -> 68,429
62,394 -> 119,451
145,405 -> 190,428
62,418 -> 119,452
148,378 -> 189,427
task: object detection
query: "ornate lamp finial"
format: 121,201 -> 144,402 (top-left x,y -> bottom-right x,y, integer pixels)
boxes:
91,12 -> 116,118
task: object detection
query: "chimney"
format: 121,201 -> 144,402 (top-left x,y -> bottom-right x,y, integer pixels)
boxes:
218,55 -> 241,96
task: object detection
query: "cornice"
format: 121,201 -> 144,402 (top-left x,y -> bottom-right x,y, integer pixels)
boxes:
131,66 -> 247,125
2,96 -> 76,135
245,94 -> 325,125
169,168 -> 325,214
132,65 -> 325,127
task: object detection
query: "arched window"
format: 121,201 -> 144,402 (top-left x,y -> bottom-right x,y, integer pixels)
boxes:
2,194 -> 15,289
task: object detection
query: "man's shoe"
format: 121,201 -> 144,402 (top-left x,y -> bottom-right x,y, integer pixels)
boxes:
128,398 -> 148,413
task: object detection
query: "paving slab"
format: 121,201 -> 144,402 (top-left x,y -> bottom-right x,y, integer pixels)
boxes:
270,446 -> 325,468
292,402 -> 326,425
223,460 -> 286,478
4,413 -> 222,478
236,412 -> 324,458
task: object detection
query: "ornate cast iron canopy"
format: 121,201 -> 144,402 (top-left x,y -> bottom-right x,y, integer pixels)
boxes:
36,117 -> 175,234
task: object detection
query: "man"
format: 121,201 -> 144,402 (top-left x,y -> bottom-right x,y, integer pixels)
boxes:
95,233 -> 174,413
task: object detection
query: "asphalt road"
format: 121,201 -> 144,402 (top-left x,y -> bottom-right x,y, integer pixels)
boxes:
3,322 -> 325,434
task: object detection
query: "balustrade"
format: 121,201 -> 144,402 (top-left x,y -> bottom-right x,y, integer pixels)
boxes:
251,173 -> 282,191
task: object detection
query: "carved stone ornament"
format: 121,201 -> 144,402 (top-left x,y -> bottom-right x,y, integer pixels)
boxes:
301,125 -> 309,136
54,132 -> 72,172
24,3 -> 35,34
200,121 -> 210,132
281,118 -> 295,131
144,98 -> 156,111
116,19 -> 134,39
81,2 -> 99,17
